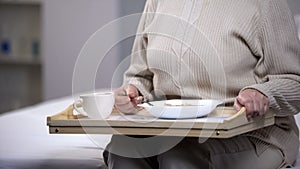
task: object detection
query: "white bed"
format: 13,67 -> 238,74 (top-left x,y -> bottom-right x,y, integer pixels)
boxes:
0,96 -> 299,169
0,96 -> 111,169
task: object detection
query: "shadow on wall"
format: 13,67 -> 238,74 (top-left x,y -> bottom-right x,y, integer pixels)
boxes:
295,15 -> 300,39
287,0 -> 300,38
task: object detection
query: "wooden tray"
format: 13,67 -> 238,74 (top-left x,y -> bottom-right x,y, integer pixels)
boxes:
47,104 -> 275,138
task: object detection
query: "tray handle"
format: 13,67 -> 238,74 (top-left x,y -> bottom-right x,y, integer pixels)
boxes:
224,107 -> 247,122
49,103 -> 83,120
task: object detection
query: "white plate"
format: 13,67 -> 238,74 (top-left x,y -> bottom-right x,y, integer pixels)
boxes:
138,99 -> 223,119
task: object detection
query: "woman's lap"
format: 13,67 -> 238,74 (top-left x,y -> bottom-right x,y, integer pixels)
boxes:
104,135 -> 284,169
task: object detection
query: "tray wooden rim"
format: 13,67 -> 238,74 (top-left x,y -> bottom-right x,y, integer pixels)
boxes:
47,104 -> 275,138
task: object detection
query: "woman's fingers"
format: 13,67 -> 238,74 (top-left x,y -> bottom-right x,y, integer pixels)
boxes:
114,85 -> 143,114
234,89 -> 269,119
114,96 -> 137,114
126,84 -> 139,99
261,96 -> 269,116
114,87 -> 129,105
115,95 -> 130,105
127,96 -> 142,106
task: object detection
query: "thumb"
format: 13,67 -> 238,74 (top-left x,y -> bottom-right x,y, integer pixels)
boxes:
125,85 -> 139,98
233,98 -> 242,112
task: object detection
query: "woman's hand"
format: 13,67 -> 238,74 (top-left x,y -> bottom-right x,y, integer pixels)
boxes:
234,89 -> 269,119
114,84 -> 143,114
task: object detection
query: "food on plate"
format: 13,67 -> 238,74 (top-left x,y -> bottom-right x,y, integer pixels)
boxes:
164,100 -> 203,107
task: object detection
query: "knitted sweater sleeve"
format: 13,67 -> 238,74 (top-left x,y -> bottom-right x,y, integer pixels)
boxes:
123,0 -> 156,101
244,0 -> 300,116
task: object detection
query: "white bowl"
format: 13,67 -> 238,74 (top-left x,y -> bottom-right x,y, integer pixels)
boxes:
138,99 -> 222,119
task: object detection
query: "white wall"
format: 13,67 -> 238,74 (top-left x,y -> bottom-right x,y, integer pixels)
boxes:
43,0 -> 120,100
287,0 -> 300,15
287,0 -> 300,39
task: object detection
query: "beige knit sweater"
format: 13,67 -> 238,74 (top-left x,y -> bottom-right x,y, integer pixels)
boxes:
124,0 -> 300,165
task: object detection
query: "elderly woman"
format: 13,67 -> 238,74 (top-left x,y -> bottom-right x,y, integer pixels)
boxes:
104,0 -> 300,168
